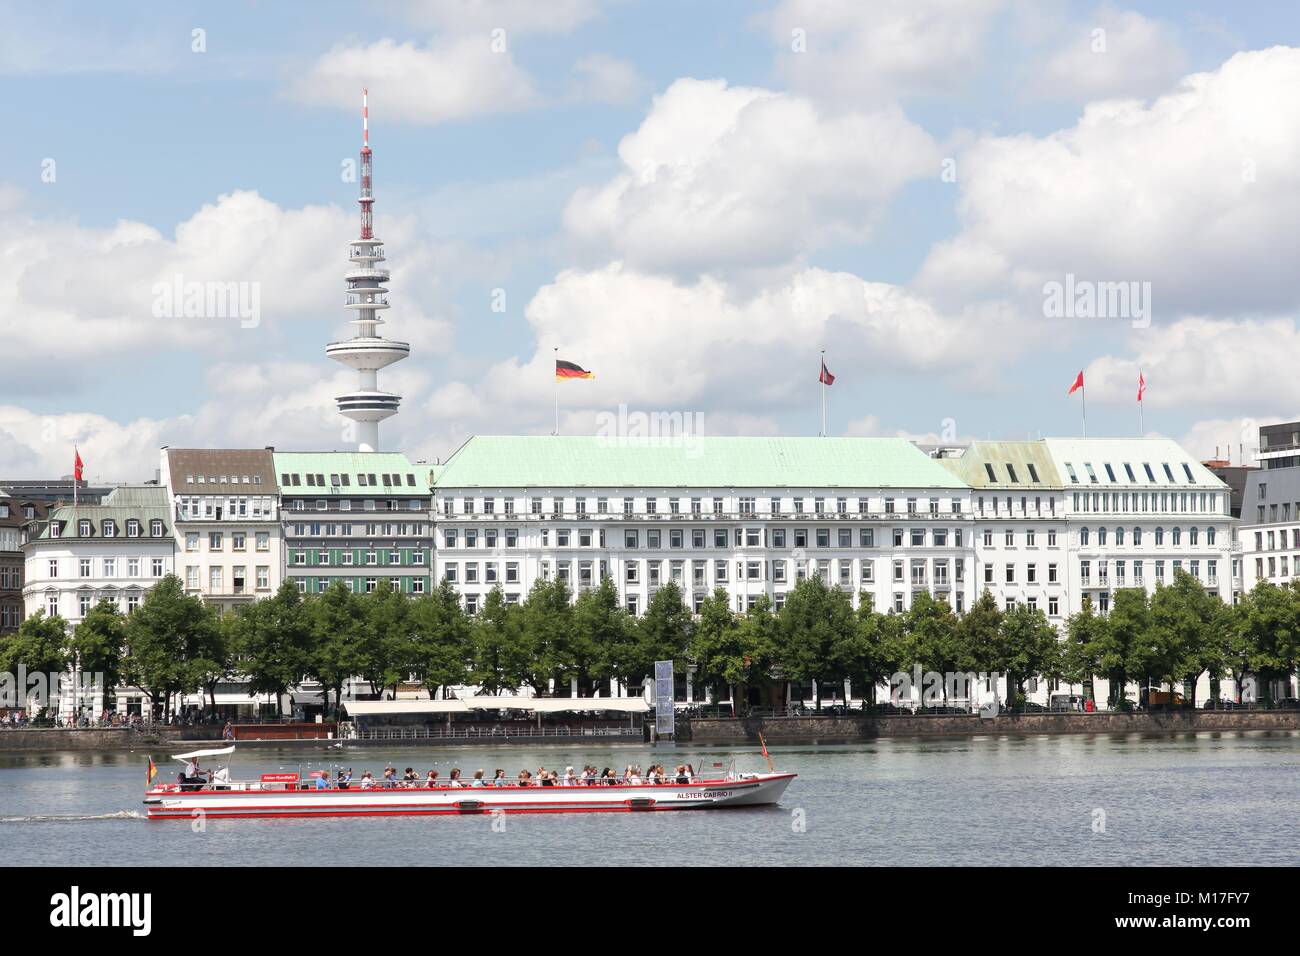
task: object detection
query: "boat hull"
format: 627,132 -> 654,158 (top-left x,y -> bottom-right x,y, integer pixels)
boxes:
143,773 -> 796,820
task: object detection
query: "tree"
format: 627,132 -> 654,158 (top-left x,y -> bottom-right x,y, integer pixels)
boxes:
568,576 -> 630,695
469,586 -> 527,695
359,579 -> 414,698
1064,596 -> 1106,704
1236,581 -> 1300,704
232,582 -> 310,717
997,603 -> 1061,708
0,610 -> 70,715
625,581 -> 693,689
408,578 -> 472,696
832,593 -> 901,708
900,591 -> 961,705
122,574 -> 215,717
957,590 -> 1004,678
778,576 -> 857,709
70,600 -> 127,709
305,581 -> 367,715
1149,569 -> 1220,706
735,594 -> 782,708
515,578 -> 574,694
1097,590 -> 1149,709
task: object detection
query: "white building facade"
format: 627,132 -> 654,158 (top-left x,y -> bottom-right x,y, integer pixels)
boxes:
161,447 -> 283,615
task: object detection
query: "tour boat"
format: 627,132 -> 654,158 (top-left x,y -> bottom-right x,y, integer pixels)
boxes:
143,746 -> 796,820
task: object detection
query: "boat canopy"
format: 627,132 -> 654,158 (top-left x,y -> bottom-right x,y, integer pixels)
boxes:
171,745 -> 237,762
341,697 -> 651,717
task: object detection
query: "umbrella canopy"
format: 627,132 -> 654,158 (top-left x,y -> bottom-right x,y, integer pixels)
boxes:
171,745 -> 236,763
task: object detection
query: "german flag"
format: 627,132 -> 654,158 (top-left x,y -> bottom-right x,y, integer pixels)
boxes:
555,359 -> 594,381
146,756 -> 157,785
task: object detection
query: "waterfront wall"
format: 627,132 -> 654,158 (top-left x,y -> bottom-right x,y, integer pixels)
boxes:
681,710 -> 1300,742
0,726 -> 222,752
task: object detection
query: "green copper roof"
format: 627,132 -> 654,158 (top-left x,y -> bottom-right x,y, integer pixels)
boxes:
432,436 -> 967,489
938,442 -> 1065,490
37,486 -> 172,541
272,452 -> 431,495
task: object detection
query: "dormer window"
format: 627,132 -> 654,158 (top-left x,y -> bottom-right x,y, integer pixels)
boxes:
1027,464 -> 1041,483
103,519 -> 117,537
151,519 -> 164,536
1181,463 -> 1195,483
1123,463 -> 1136,482
1006,464 -> 1020,483
79,519 -> 92,536
1065,463 -> 1079,483
1084,463 -> 1098,483
1103,464 -> 1116,482
984,464 -> 996,482
1162,463 -> 1176,483
126,519 -> 140,537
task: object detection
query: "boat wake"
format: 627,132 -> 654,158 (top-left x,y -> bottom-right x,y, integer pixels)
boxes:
0,809 -> 146,824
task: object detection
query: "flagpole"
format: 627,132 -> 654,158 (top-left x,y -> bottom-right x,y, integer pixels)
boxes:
1138,398 -> 1144,436
1081,386 -> 1087,438
820,349 -> 826,437
73,447 -> 78,507
552,347 -> 559,437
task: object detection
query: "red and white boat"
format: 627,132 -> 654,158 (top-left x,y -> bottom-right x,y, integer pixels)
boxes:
143,746 -> 796,820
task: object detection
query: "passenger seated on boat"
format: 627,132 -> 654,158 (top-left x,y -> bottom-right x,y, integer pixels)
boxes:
337,769 -> 352,790
403,767 -> 418,786
471,769 -> 486,787
675,765 -> 689,785
315,773 -> 330,790
685,764 -> 695,782
599,767 -> 614,785
493,769 -> 508,787
382,767 -> 397,788
563,766 -> 576,786
540,771 -> 554,787
447,768 -> 464,787
359,771 -> 375,790
425,770 -> 438,788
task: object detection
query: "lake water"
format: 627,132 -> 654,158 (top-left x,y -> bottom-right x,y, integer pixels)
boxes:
2,731 -> 1298,866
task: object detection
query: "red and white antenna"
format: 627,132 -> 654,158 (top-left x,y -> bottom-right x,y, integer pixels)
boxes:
359,87 -> 373,239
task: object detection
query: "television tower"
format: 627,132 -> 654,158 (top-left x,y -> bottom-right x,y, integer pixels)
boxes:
326,88 -> 409,452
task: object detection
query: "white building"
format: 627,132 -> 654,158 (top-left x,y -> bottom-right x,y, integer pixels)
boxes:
20,485 -> 175,717
161,447 -> 283,614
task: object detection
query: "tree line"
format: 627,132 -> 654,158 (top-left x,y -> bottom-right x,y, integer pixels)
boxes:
2,570 -> 1297,717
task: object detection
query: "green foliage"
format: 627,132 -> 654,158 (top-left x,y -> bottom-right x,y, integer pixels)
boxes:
69,600 -> 127,704
122,574 -> 217,706
0,610 -> 71,678
777,576 -> 856,705
408,578 -> 472,694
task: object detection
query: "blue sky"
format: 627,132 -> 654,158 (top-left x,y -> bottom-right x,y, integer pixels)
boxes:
2,0 -> 1298,480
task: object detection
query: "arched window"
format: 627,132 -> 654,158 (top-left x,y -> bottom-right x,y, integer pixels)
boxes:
1115,527 -> 1125,546
1098,527 -> 1107,546
1189,527 -> 1199,546
1155,527 -> 1164,546
1080,527 -> 1090,546
1172,527 -> 1181,546
1133,527 -> 1142,546
1207,527 -> 1216,545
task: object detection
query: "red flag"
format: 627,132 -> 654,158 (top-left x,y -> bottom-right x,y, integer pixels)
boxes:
74,448 -> 84,481
819,360 -> 835,386
1068,370 -> 1084,395
1137,371 -> 1146,402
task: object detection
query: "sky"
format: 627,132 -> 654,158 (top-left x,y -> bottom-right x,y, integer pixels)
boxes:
1,0 -> 1298,482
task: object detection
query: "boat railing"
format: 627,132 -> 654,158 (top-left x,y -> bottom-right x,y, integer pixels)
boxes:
351,724 -> 643,742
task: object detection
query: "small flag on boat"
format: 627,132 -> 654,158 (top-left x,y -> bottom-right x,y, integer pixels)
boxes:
758,732 -> 775,773
712,762 -> 724,769
146,756 -> 157,785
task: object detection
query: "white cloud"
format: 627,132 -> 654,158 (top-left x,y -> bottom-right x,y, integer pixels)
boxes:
0,189 -> 454,386
762,0 -> 1006,101
1179,415 -> 1274,466
1033,8 -> 1187,101
1085,317 -> 1300,411
414,263 -> 1033,455
569,54 -> 648,106
563,78 -> 940,274
918,47 -> 1300,317
399,0 -> 603,34
288,35 -> 538,125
